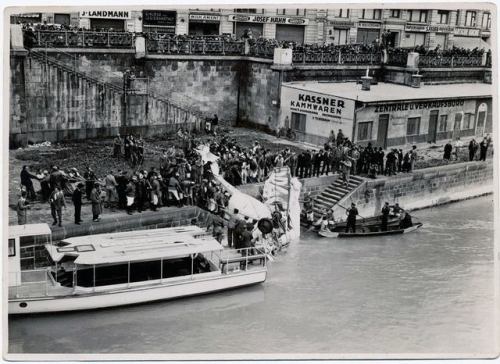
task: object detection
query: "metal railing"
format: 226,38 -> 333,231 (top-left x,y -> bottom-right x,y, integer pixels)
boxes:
146,38 -> 245,55
218,247 -> 267,274
292,51 -> 382,65
35,30 -> 134,48
386,52 -> 408,66
9,269 -> 53,298
417,55 -> 483,68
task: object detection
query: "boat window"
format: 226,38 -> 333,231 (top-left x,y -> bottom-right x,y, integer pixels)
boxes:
8,239 -> 15,257
75,244 -> 95,252
57,246 -> 76,253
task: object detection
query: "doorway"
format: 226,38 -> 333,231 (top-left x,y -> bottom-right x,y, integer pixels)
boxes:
428,110 -> 439,143
377,114 -> 389,148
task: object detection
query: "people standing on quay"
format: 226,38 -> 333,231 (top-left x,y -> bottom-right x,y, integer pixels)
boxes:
17,191 -> 30,225
345,202 -> 358,233
90,182 -> 102,222
72,183 -> 83,225
409,146 -> 417,172
84,167 -> 96,200
49,186 -> 66,227
126,176 -> 136,215
104,170 -> 118,212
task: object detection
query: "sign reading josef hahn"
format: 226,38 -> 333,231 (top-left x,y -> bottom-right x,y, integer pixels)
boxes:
228,14 -> 309,25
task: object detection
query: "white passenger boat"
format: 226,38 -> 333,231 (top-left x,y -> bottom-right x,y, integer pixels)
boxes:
8,224 -> 267,314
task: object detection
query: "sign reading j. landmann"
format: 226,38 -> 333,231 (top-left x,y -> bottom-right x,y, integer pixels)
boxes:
290,93 -> 346,115
80,10 -> 131,19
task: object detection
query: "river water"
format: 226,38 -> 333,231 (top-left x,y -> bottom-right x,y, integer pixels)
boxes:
8,196 -> 497,357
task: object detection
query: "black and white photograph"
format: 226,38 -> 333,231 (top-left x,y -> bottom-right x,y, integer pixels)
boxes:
2,1 -> 498,360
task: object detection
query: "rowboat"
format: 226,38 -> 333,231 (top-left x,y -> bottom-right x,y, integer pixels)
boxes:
318,222 -> 423,238
8,224 -> 267,314
317,214 -> 422,238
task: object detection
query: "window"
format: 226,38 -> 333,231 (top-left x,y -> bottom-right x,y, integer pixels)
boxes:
297,9 -> 306,16
333,9 -> 349,18
454,112 -> 463,130
8,239 -> 15,257
438,10 -> 449,24
333,28 -> 349,45
463,113 -> 475,129
362,9 -> 381,20
456,10 -> 461,25
291,112 -> 306,133
407,117 -> 420,136
235,9 -> 261,14
482,12 -> 491,29
277,9 -> 286,15
391,9 -> 400,18
409,10 -> 428,22
357,121 -> 373,141
465,11 -> 476,27
438,115 -> 448,132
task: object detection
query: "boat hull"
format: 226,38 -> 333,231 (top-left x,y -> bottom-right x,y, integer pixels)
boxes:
9,270 -> 266,314
318,222 -> 423,238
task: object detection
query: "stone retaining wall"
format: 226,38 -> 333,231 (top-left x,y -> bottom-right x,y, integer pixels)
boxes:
332,160 -> 494,219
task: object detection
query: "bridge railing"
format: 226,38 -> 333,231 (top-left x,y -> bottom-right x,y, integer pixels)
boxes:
417,55 -> 484,68
146,37 -> 245,55
35,30 -> 134,48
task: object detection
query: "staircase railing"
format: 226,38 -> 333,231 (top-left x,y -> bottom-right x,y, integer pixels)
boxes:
28,45 -> 209,128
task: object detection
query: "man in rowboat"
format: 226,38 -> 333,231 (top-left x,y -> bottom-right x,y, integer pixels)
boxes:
381,202 -> 390,232
345,203 -> 358,233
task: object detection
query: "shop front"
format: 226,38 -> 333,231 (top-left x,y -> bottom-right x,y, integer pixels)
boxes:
453,27 -> 484,49
79,10 -> 131,31
188,13 -> 221,35
280,81 -> 492,148
356,21 -> 381,44
142,10 -> 176,34
328,20 -> 354,45
228,14 -> 308,41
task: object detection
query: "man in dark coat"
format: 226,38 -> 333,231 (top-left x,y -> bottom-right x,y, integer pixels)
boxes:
20,165 -> 38,200
468,139 -> 479,161
345,203 -> 358,233
72,183 -> 83,225
443,141 -> 453,160
381,201 -> 390,231
83,167 -> 96,200
479,137 -> 489,161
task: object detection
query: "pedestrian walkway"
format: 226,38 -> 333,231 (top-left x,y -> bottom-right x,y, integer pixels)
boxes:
312,175 -> 364,219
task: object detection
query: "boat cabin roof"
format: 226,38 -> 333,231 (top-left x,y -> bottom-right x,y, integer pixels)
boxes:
48,226 -> 223,265
9,223 -> 51,239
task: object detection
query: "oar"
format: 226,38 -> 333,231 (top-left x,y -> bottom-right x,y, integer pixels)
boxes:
337,203 -> 367,221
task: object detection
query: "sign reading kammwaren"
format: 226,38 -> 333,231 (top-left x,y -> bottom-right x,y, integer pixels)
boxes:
281,85 -> 355,139
80,10 -> 131,19
228,14 -> 309,25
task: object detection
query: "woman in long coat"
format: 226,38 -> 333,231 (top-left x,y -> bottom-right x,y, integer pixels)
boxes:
90,182 -> 102,222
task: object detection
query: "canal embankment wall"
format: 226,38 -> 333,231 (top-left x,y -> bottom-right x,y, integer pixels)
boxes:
334,160 -> 494,219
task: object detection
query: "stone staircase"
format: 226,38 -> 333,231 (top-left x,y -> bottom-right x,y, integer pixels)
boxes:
312,175 -> 364,219
28,47 -> 206,122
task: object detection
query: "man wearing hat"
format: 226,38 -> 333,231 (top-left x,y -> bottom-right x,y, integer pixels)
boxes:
72,183 -> 84,225
345,202 -> 358,233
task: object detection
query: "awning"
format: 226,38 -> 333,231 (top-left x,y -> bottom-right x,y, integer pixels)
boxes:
453,36 -> 490,50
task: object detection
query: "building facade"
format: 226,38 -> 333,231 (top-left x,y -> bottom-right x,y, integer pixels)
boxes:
279,82 -> 492,148
17,7 -> 492,49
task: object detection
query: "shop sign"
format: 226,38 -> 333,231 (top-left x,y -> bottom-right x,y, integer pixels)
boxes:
142,10 -> 176,26
189,14 -> 221,22
228,14 -> 309,25
80,10 -> 131,19
357,22 -> 382,29
374,99 -> 465,113
330,20 -> 355,28
286,89 -> 354,119
454,27 -> 481,37
13,13 -> 41,18
405,24 -> 454,33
